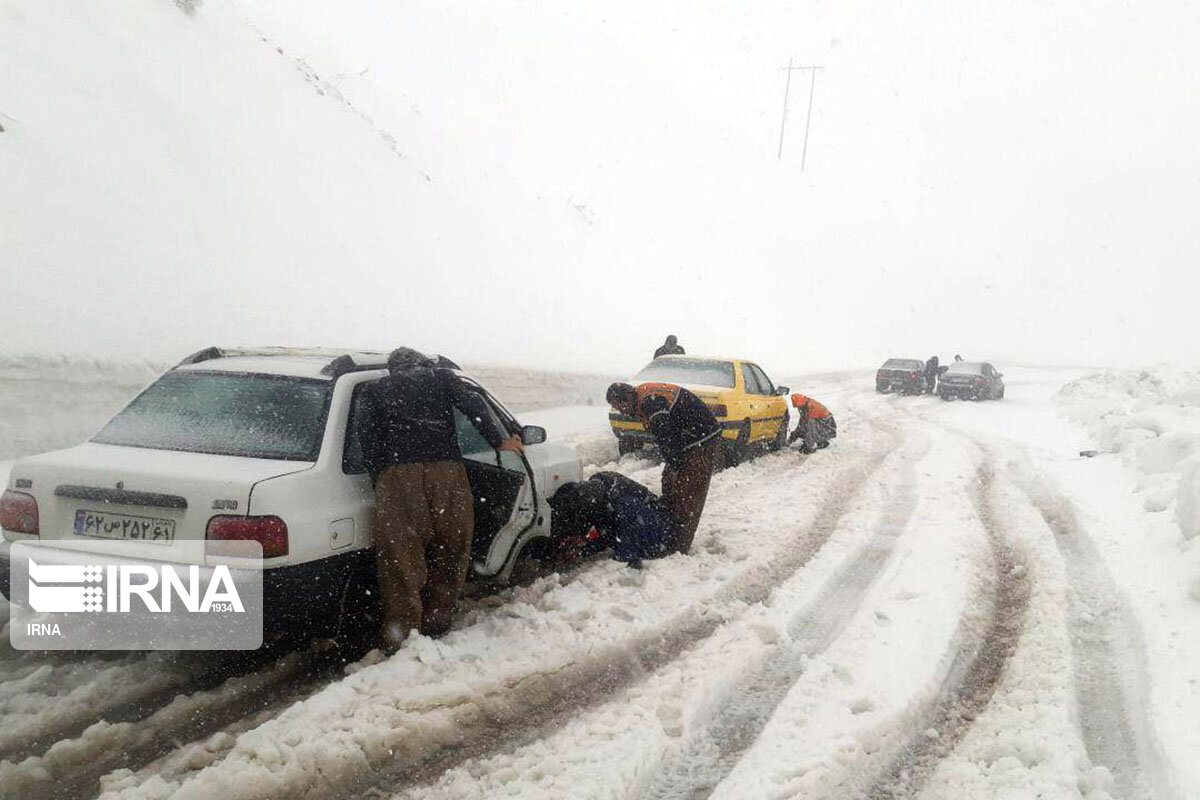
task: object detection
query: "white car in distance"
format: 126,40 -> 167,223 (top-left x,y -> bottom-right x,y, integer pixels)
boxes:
0,347 -> 582,643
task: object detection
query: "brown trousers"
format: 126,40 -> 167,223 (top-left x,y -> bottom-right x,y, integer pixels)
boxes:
661,438 -> 718,554
372,462 -> 474,647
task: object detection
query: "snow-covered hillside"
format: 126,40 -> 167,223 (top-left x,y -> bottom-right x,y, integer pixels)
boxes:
0,0 -> 597,365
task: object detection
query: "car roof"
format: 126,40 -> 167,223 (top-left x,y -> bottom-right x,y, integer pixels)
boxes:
947,360 -> 989,370
651,354 -> 753,365
174,347 -> 392,380
176,356 -> 347,380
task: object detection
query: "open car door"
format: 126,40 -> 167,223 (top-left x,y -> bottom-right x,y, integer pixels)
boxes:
454,382 -> 539,576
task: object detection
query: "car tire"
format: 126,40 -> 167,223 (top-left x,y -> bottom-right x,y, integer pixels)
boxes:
940,391 -> 951,402
508,539 -> 554,586
723,421 -> 752,468
997,386 -> 1005,400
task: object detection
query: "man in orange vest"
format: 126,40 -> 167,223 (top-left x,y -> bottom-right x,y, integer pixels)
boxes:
606,381 -> 721,554
789,393 -> 837,454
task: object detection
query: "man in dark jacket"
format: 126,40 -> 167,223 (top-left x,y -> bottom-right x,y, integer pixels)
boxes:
606,381 -> 720,554
357,347 -> 522,651
653,335 -> 685,358
924,355 -> 940,394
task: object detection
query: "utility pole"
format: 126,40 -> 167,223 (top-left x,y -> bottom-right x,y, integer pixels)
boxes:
777,62 -> 823,169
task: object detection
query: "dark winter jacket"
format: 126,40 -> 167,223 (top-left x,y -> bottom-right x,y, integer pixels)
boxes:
550,472 -> 670,563
925,356 -> 940,383
357,366 -> 506,479
637,383 -> 721,468
653,337 -> 686,358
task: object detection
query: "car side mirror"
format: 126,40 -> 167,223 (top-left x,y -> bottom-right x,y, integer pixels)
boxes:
777,385 -> 790,395
521,425 -> 547,446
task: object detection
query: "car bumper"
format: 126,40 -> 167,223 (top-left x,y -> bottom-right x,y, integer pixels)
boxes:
610,415 -> 746,443
939,383 -> 980,396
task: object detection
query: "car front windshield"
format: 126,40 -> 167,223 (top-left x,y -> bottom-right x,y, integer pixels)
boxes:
946,362 -> 985,375
92,371 -> 332,460
883,359 -> 923,370
634,358 -> 736,388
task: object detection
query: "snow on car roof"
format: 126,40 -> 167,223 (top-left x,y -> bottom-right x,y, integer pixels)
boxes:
653,354 -> 751,364
176,352 -> 387,380
946,361 -> 987,373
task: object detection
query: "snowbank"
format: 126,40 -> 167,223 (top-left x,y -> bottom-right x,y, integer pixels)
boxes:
1057,365 -> 1200,543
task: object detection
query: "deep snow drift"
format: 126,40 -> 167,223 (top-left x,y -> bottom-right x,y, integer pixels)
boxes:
1057,366 -> 1200,544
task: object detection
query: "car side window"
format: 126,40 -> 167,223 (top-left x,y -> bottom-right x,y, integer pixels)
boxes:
342,383 -> 369,474
454,408 -> 494,454
750,364 -> 775,395
741,365 -> 764,395
455,386 -> 513,454
343,380 -> 506,471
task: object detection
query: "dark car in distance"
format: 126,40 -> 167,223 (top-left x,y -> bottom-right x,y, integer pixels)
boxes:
875,358 -> 928,395
938,361 -> 1005,401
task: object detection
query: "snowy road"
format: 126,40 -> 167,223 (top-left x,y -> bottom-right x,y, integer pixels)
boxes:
2,366 -> 1198,799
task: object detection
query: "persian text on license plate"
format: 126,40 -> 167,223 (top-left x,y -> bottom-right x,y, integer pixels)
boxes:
74,509 -> 176,543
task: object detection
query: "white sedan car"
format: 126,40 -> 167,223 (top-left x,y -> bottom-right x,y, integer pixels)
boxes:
0,347 -> 582,641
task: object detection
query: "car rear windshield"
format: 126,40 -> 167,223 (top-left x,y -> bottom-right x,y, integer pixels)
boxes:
882,359 -> 923,370
945,362 -> 985,374
92,371 -> 332,461
634,358 -> 736,388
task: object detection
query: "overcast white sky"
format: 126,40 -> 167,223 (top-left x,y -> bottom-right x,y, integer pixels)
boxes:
3,0 -> 1198,376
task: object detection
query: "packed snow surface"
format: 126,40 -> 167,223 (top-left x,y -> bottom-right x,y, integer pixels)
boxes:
2,361 -> 1199,800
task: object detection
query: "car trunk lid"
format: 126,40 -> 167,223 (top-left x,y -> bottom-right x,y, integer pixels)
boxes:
10,443 -> 310,564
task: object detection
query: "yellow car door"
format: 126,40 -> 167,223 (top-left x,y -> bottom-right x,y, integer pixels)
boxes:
746,362 -> 789,443
738,362 -> 768,440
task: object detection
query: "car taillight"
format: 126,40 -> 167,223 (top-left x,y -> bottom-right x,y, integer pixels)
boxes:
910,372 -> 919,379
0,490 -> 39,535
206,515 -> 288,558
707,404 -> 728,418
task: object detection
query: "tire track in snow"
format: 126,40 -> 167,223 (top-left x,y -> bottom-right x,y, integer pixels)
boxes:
1009,465 -> 1172,800
0,649 -> 353,800
905,403 -> 1173,799
0,656 -> 205,764
330,422 -> 901,800
640,431 -> 928,800
865,461 -> 1031,800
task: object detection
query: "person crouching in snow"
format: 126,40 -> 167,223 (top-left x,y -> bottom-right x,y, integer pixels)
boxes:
789,393 -> 837,454
549,472 -> 671,569
606,381 -> 720,555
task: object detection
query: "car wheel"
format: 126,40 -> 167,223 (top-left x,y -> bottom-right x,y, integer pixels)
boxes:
997,386 -> 1005,400
723,421 -> 752,468
509,539 -> 554,586
940,391 -> 951,402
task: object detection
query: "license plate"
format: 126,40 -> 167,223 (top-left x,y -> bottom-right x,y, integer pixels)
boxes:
74,509 -> 176,543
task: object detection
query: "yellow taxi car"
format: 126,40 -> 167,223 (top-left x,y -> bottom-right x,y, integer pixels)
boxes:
609,355 -> 791,464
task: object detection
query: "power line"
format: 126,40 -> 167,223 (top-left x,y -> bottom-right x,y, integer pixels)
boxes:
777,62 -> 823,168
